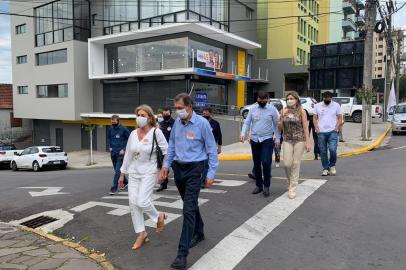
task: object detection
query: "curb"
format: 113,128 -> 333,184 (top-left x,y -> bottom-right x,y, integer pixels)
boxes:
219,124 -> 391,161
20,226 -> 116,270
337,124 -> 391,158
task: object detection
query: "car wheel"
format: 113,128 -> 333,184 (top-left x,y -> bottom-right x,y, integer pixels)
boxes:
352,111 -> 362,123
242,110 -> 249,119
392,130 -> 398,136
32,161 -> 40,172
59,164 -> 67,170
11,161 -> 18,171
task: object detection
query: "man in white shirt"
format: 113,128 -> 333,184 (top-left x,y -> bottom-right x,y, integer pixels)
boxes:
313,91 -> 343,176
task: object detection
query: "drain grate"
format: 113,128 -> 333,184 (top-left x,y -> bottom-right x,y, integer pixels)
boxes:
20,216 -> 58,228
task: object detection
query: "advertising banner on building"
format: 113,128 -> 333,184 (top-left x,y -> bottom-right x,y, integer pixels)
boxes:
196,49 -> 223,70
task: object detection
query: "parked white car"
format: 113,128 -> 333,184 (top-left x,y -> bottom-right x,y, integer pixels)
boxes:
333,97 -> 382,123
11,146 -> 68,172
0,144 -> 23,169
240,99 -> 283,119
390,103 -> 406,135
281,97 -> 317,117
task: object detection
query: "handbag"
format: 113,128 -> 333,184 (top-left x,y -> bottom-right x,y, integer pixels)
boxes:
150,128 -> 164,169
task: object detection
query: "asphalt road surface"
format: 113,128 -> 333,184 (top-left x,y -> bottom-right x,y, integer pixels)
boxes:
1,135 -> 406,270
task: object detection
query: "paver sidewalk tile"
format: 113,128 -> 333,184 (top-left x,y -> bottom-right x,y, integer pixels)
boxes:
0,254 -> 20,263
0,240 -> 20,248
22,248 -> 50,257
56,259 -> 101,270
23,257 -> 46,267
46,245 -> 72,253
53,251 -> 84,259
0,262 -> 28,269
0,247 -> 37,257
11,240 -> 36,248
28,258 -> 67,270
10,255 -> 33,264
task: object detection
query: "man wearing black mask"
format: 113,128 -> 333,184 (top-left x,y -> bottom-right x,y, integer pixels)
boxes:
157,107 -> 175,192
108,115 -> 130,195
201,107 -> 222,188
313,91 -> 343,176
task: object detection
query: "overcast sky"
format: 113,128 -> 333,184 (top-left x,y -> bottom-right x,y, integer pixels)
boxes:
0,1 -> 405,83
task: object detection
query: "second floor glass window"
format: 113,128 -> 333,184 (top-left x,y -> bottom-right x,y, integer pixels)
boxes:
37,84 -> 68,98
15,24 -> 26,34
36,49 -> 67,65
17,55 -> 27,64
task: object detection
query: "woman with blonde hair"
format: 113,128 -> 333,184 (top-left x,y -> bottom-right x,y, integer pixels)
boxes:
119,104 -> 168,250
279,91 -> 311,199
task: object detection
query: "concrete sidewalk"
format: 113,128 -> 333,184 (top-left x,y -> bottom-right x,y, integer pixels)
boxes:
0,222 -> 106,270
67,120 -> 390,169
220,120 -> 390,160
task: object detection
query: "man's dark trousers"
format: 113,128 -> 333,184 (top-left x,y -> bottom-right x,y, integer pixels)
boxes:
111,153 -> 127,191
172,161 -> 205,257
250,138 -> 274,188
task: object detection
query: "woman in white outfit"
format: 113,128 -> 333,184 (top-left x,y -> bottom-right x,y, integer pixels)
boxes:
119,104 -> 168,250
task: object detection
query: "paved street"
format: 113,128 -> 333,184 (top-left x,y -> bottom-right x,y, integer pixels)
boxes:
1,135 -> 406,270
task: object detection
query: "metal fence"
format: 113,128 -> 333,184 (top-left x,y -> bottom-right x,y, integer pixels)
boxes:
165,98 -> 242,120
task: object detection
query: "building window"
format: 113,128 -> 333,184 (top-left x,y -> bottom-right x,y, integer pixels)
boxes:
35,0 -> 89,47
36,49 -> 67,66
246,7 -> 253,20
16,55 -> 27,64
17,86 -> 28,94
37,84 -> 68,98
15,24 -> 26,34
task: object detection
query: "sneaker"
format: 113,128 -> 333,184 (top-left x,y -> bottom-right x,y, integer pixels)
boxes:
321,170 -> 329,176
330,166 -> 337,176
109,187 -> 117,195
275,162 -> 280,168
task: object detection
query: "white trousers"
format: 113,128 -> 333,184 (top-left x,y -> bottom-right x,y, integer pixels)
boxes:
283,141 -> 305,193
128,173 -> 159,233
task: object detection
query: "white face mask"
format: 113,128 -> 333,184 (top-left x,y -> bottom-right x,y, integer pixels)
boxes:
176,109 -> 189,120
157,117 -> 164,123
136,116 -> 148,128
287,100 -> 296,107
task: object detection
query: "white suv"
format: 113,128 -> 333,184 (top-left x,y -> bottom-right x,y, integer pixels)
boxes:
11,146 -> 68,172
281,97 -> 317,118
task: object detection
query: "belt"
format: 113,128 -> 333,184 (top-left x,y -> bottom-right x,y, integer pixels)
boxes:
173,160 -> 204,169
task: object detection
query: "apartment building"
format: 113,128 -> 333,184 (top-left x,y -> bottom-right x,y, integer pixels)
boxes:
373,31 -> 404,80
11,0 -> 259,151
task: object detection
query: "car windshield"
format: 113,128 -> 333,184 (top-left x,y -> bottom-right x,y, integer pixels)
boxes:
395,105 -> 406,113
42,147 -> 63,153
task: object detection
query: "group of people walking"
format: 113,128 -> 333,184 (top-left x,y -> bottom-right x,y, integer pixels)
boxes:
105,90 -> 343,269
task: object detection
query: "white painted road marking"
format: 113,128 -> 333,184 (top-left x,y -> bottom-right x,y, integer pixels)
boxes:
391,145 -> 406,150
168,178 -> 248,187
19,187 -> 69,197
190,179 -> 327,270
154,185 -> 227,194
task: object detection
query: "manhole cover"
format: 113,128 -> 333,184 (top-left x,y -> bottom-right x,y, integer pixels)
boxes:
20,216 -> 58,229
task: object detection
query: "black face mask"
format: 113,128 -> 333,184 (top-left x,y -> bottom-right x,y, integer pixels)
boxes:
203,115 -> 211,120
163,115 -> 171,121
324,99 -> 331,105
112,123 -> 118,127
258,102 -> 267,108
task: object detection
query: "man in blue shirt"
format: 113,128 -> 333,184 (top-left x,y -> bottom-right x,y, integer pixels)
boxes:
107,115 -> 130,195
160,93 -> 218,270
240,91 -> 281,197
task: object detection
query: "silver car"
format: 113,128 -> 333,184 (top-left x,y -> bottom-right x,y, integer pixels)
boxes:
391,103 -> 406,135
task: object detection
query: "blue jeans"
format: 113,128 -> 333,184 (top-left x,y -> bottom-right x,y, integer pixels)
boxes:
250,138 -> 274,188
111,154 -> 126,191
172,161 -> 205,257
317,131 -> 338,170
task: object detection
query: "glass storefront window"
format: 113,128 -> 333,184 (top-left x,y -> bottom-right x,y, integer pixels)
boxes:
193,82 -> 226,105
106,37 -> 188,74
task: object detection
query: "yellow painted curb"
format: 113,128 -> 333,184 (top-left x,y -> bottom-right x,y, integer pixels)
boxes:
219,124 -> 391,161
20,227 -> 116,270
338,124 -> 391,158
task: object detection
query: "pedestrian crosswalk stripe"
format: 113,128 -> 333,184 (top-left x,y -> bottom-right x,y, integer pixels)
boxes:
190,179 -> 327,270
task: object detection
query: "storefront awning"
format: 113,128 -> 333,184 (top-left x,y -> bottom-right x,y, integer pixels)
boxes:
63,113 -> 138,127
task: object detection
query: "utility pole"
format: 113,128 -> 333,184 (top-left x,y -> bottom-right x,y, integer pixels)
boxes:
395,29 -> 404,103
383,0 -> 395,121
361,0 -> 377,140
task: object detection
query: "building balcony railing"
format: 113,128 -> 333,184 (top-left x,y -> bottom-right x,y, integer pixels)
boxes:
356,0 -> 365,10
103,10 -> 228,36
343,0 -> 357,14
355,16 -> 365,26
342,18 -> 357,32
